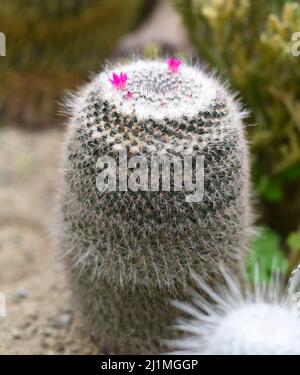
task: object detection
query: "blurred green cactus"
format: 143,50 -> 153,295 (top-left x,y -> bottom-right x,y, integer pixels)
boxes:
0,0 -> 145,127
174,0 -> 300,238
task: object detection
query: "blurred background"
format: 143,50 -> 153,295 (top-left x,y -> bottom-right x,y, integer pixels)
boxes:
0,0 -> 299,354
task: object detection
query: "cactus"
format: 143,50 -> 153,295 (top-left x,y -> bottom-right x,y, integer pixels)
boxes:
0,0 -> 145,127
168,268 -> 300,355
55,58 -> 252,353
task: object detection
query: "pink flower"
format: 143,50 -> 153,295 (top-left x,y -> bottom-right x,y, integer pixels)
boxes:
167,58 -> 182,73
126,91 -> 133,99
109,72 -> 128,90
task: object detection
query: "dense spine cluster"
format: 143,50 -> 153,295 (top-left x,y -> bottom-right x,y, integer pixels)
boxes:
289,263 -> 300,315
55,59 -> 252,353
168,269 -> 300,355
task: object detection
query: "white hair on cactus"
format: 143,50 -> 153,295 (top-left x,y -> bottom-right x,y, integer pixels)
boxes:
100,61 -> 219,120
67,58 -> 247,124
289,263 -> 300,315
168,267 -> 300,355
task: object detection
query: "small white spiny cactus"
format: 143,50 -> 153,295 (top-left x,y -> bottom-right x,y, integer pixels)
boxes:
55,58 -> 252,353
168,267 -> 300,355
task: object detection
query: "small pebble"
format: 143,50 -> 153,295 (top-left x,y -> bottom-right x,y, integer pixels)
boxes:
40,339 -> 50,349
41,327 -> 53,337
14,288 -> 28,300
19,321 -> 31,329
11,328 -> 22,339
50,313 -> 72,329
63,305 -> 72,314
55,343 -> 65,353
30,327 -> 38,336
24,304 -> 38,319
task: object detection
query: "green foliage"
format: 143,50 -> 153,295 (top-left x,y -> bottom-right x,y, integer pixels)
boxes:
286,231 -> 300,252
0,0 -> 145,127
0,0 -> 143,72
174,0 -> 300,236
246,226 -> 287,283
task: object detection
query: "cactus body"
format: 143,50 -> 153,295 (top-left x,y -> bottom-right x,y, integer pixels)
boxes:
55,59 -> 251,353
168,270 -> 300,355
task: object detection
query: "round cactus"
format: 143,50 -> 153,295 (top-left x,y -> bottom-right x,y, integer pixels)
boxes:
55,58 -> 252,353
168,269 -> 300,355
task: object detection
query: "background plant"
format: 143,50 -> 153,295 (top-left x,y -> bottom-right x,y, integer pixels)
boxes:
174,0 -> 300,275
0,0 -> 150,128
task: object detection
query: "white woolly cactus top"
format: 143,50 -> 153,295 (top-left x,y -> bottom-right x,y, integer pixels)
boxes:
99,60 -> 221,120
68,58 -> 246,156
168,270 -> 300,355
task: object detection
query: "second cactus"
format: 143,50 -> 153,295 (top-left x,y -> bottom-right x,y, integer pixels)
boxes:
55,59 -> 252,353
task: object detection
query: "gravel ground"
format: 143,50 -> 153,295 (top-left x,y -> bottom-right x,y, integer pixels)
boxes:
0,128 -> 100,354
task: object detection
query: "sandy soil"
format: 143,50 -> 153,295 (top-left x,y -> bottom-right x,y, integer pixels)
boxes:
0,128 -> 100,354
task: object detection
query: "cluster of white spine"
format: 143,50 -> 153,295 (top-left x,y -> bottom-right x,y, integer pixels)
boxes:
289,263 -> 300,315
168,268 -> 300,355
